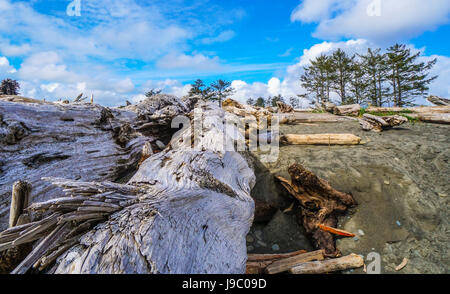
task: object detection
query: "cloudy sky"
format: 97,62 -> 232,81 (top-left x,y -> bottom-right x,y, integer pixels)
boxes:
1,0 -> 449,106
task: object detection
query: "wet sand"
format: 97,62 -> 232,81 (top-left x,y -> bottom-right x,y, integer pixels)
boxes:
249,118 -> 449,274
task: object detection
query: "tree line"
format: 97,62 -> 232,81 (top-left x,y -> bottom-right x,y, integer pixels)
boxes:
300,44 -> 437,107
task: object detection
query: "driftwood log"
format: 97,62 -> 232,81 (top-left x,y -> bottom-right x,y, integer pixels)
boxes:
246,250 -> 307,274
280,134 -> 361,145
276,101 -> 294,113
276,164 -> 356,256
264,250 -> 324,274
417,113 -> 450,124
359,114 -> 408,132
0,95 -> 256,274
321,102 -> 361,116
289,253 -> 364,274
427,96 -> 450,106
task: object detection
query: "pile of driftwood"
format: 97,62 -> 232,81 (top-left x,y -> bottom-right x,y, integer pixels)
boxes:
247,250 -> 364,274
0,95 -> 256,274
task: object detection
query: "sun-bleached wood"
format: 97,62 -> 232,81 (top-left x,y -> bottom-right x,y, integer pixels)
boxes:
289,253 -> 364,274
280,134 -> 361,145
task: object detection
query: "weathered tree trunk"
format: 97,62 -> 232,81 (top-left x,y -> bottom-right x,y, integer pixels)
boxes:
0,97 -> 256,274
280,134 -> 361,146
276,101 -> 294,113
366,106 -> 450,114
289,253 -> 364,274
276,164 -> 356,256
427,96 -> 450,106
333,104 -> 361,116
359,114 -> 408,132
264,250 -> 324,274
417,113 -> 450,124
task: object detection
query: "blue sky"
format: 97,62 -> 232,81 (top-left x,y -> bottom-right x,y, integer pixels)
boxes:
1,0 -> 450,106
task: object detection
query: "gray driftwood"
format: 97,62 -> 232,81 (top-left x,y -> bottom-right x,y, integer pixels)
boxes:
0,96 -> 256,274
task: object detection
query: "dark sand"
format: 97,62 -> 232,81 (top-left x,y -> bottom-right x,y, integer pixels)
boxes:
249,118 -> 449,274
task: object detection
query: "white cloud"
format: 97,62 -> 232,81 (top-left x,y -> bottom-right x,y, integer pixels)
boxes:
201,30 -> 236,45
157,53 -> 221,70
0,56 -> 17,76
291,0 -> 450,43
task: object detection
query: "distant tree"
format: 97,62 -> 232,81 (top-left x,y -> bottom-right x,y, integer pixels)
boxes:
289,96 -> 300,109
210,79 -> 234,107
348,57 -> 370,105
255,97 -> 265,107
145,88 -> 162,97
264,96 -> 272,107
246,98 -> 255,106
188,79 -> 213,100
300,54 -> 333,104
270,94 -> 285,107
386,44 -> 437,107
359,48 -> 390,107
0,79 -> 20,95
330,49 -> 353,104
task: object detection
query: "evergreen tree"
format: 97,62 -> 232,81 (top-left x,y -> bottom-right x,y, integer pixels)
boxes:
330,49 -> 353,105
271,94 -> 285,107
255,97 -> 265,107
145,88 -> 162,97
386,44 -> 437,107
210,79 -> 234,107
0,79 -> 20,95
289,96 -> 300,109
348,57 -> 370,105
359,48 -> 390,106
246,98 -> 255,106
300,54 -> 333,104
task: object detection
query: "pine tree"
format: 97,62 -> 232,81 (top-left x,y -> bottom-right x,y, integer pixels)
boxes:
255,97 -> 265,107
359,48 -> 390,106
348,57 -> 370,105
386,44 -> 437,107
210,79 -> 234,107
188,79 -> 212,100
330,49 -> 353,105
145,88 -> 162,97
300,54 -> 334,104
0,79 -> 20,95
289,96 -> 300,109
271,94 -> 285,107
246,98 -> 255,106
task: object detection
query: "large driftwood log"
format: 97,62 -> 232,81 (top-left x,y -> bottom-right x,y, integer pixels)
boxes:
289,253 -> 364,274
427,96 -> 450,106
0,100 -> 256,274
276,164 -> 356,256
280,134 -> 361,145
334,104 -> 361,116
0,94 -> 191,230
359,114 -> 408,132
366,106 -> 450,114
246,250 -> 307,274
417,113 -> 450,124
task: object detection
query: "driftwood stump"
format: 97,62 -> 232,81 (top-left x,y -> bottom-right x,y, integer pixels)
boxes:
276,164 -> 356,256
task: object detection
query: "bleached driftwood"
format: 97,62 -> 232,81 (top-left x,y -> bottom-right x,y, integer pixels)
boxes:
0,94 -> 192,230
366,106 -> 450,114
359,114 -> 408,132
280,134 -> 361,146
427,96 -> 450,106
276,101 -> 294,113
334,104 -> 361,116
0,99 -> 256,274
289,253 -> 364,274
417,113 -> 450,124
